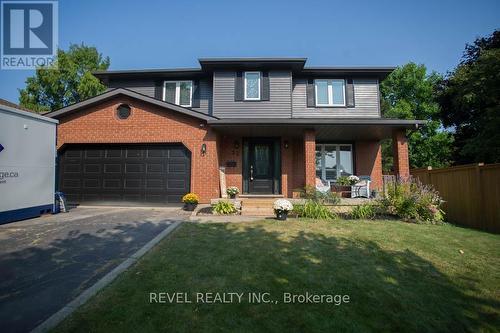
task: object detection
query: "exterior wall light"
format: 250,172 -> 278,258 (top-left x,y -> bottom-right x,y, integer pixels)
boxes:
201,143 -> 207,155
234,140 -> 240,150
284,140 -> 289,149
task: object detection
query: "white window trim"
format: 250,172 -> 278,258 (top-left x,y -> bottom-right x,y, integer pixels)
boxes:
314,79 -> 346,107
316,143 -> 353,180
163,80 -> 193,107
244,71 -> 261,100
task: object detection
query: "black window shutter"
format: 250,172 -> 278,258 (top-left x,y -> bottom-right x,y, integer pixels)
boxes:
306,79 -> 315,107
346,78 -> 355,107
191,80 -> 200,108
154,80 -> 163,100
261,71 -> 270,101
234,71 -> 244,101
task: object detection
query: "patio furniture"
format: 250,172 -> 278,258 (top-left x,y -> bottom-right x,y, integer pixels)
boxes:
315,177 -> 331,193
351,176 -> 371,198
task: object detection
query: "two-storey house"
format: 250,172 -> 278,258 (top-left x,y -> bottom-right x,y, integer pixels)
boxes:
45,58 -> 423,204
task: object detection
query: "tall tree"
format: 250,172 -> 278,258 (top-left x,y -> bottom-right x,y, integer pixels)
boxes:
437,30 -> 500,164
380,63 -> 454,171
19,43 -> 110,113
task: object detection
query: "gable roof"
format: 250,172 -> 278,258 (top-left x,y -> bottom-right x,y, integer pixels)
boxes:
43,88 -> 219,121
93,57 -> 396,81
0,98 -> 35,113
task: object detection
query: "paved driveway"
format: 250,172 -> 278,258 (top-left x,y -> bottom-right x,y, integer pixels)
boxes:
0,207 -> 187,333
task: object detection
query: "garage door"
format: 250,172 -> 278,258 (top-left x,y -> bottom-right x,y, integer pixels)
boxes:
59,144 -> 191,205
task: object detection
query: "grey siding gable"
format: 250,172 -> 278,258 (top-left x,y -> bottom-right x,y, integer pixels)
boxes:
107,79 -> 156,97
292,78 -> 380,118
107,78 -> 213,115
212,70 -> 292,118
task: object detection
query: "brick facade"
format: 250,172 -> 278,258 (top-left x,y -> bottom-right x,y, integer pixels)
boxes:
355,141 -> 383,189
55,96 -> 406,201
218,135 -> 242,191
304,130 -> 316,188
56,96 -> 220,203
392,129 -> 410,178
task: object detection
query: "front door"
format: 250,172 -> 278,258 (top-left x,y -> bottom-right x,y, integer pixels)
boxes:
248,140 -> 274,194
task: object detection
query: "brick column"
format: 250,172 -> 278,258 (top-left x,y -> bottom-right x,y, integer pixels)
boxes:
304,129 -> 316,187
392,129 -> 410,179
355,141 -> 382,189
281,137 -> 291,197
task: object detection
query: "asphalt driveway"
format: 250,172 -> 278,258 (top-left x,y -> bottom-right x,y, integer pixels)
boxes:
0,206 -> 187,333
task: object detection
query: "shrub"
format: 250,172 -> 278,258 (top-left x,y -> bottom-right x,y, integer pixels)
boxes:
182,193 -> 199,204
378,178 -> 445,224
350,203 -> 377,220
212,200 -> 237,215
293,200 -> 337,220
301,185 -> 340,204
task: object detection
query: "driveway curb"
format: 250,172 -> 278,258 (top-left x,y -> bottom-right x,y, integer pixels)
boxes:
31,220 -> 182,333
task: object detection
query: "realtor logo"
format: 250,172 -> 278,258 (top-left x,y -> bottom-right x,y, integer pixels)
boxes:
1,0 -> 58,69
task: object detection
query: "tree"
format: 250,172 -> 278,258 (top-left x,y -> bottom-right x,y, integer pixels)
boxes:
19,43 -> 110,113
380,63 -> 454,171
437,30 -> 500,164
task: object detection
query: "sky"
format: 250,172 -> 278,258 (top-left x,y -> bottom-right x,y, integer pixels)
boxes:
0,0 -> 499,104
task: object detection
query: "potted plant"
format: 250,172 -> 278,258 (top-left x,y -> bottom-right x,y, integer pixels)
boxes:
226,186 -> 240,199
273,199 -> 293,221
334,175 -> 359,198
182,193 -> 199,211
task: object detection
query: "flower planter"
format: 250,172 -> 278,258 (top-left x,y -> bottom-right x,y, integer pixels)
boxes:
275,210 -> 288,221
184,203 -> 197,211
332,185 -> 351,198
229,194 -> 236,199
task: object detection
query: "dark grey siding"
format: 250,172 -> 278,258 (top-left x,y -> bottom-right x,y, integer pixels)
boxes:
107,79 -> 155,97
212,71 -> 292,118
107,79 -> 213,115
292,78 -> 380,118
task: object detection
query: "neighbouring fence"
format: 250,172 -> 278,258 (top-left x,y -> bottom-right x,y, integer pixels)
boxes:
410,163 -> 500,233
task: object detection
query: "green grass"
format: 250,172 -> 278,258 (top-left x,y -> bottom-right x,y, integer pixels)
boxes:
54,219 -> 500,333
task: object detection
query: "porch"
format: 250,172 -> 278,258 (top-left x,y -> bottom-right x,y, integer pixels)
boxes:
212,118 -> 421,199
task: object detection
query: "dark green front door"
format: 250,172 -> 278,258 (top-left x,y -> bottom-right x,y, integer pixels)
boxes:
248,140 -> 274,194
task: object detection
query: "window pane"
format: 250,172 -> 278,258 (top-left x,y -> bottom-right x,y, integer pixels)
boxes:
179,81 -> 192,106
245,73 -> 260,99
332,80 -> 345,105
324,145 -> 337,180
165,82 -> 176,104
339,145 -> 352,177
315,146 -> 322,179
315,80 -> 329,105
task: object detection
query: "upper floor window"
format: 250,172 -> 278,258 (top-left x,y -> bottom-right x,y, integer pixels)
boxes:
244,71 -> 261,100
163,81 -> 192,107
314,79 -> 345,107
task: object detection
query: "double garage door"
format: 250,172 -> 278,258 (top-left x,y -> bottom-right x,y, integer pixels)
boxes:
59,144 -> 191,205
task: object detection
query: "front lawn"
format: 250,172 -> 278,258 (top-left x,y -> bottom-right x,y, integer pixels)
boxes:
55,219 -> 500,332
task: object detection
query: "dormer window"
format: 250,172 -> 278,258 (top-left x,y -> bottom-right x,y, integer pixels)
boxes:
244,72 -> 261,100
314,79 -> 345,107
163,81 -> 192,107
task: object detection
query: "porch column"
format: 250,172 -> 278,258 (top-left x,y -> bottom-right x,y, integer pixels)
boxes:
392,129 -> 410,178
304,129 -> 316,187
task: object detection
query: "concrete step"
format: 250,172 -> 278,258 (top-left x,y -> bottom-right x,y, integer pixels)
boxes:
239,194 -> 284,199
242,202 -> 276,206
241,207 -> 275,216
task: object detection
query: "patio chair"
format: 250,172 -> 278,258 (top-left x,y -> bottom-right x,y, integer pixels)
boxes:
315,177 -> 331,194
351,176 -> 371,198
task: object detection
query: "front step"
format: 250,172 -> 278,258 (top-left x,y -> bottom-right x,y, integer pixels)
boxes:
241,199 -> 277,207
241,207 -> 275,216
239,194 -> 284,199
240,197 -> 278,216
